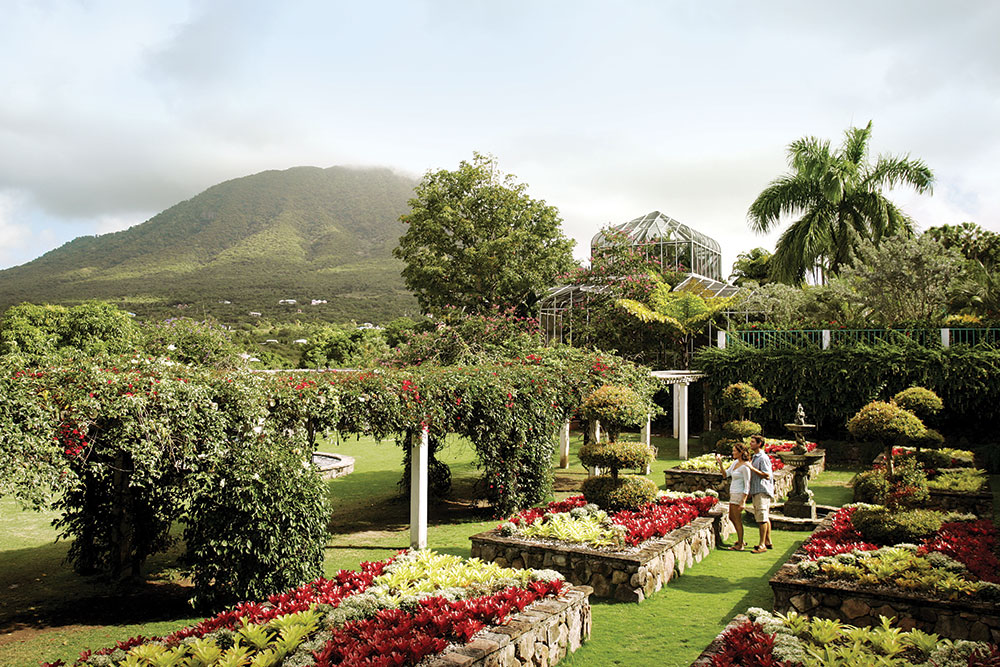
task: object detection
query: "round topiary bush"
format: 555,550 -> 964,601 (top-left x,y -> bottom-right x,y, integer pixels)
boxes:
892,386 -> 943,421
851,506 -> 944,545
578,440 -> 653,474
580,384 -> 648,442
851,455 -> 929,509
720,382 -> 766,419
581,475 -> 659,511
847,401 -> 926,446
721,419 -> 762,439
913,427 -> 945,450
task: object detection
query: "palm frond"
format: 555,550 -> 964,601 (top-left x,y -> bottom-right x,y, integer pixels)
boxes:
747,175 -> 820,233
840,121 -> 873,166
864,155 -> 934,194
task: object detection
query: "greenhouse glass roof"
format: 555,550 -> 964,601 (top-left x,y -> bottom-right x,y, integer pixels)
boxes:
591,211 -> 722,254
673,274 -> 741,298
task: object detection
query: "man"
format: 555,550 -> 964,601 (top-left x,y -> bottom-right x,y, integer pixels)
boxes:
747,434 -> 774,554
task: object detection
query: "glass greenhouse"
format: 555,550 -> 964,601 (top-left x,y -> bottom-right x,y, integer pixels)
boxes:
591,211 -> 724,282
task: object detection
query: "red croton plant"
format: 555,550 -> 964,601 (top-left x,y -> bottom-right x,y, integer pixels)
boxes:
801,506 -> 1000,583
508,493 -> 717,547
44,556 -> 565,667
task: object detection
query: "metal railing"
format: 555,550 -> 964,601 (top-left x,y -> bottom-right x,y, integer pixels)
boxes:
723,327 -> 1000,350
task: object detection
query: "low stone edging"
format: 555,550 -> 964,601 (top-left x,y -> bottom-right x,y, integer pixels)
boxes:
769,518 -> 1000,642
311,452 -> 354,479
469,505 -> 734,603
425,585 -> 592,667
664,452 -> 825,501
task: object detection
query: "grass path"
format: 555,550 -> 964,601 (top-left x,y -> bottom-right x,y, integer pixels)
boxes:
2,430 -> 861,667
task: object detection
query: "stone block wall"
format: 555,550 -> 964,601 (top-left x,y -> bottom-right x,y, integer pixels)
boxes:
470,506 -> 734,603
663,452 -> 825,501
928,487 -> 994,517
770,520 -> 1000,642
426,585 -> 592,667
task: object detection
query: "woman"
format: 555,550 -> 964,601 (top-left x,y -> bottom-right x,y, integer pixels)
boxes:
716,442 -> 751,551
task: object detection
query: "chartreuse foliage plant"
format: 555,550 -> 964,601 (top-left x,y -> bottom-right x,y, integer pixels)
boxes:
738,608 -> 998,667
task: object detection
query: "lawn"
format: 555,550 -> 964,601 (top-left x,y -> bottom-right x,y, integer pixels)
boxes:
0,428 -> 916,667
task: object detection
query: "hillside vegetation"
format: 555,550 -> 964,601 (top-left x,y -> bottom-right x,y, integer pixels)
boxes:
0,166 -> 420,324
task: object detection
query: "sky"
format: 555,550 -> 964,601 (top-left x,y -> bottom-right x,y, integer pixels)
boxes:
1,0 -> 998,276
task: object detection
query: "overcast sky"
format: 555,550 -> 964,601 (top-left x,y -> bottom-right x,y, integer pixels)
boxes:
1,1 -> 998,275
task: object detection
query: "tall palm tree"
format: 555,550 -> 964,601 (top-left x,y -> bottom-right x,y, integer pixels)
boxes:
748,122 -> 934,283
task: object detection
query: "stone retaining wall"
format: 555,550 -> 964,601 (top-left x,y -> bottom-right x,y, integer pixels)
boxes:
664,452 -> 825,501
770,519 -> 1000,642
470,505 -> 734,603
426,585 -> 592,667
928,487 -> 994,517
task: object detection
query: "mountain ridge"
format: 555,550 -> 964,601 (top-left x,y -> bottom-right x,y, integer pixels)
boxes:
0,165 -> 421,323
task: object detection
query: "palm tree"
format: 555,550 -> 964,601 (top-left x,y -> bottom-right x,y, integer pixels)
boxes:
748,122 -> 934,283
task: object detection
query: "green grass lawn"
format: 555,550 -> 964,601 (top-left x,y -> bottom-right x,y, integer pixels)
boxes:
0,430 -> 931,667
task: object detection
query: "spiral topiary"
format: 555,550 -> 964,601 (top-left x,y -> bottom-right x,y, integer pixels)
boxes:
720,382 -> 765,440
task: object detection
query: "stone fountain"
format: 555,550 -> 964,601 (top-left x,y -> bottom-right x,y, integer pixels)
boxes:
776,404 -> 825,519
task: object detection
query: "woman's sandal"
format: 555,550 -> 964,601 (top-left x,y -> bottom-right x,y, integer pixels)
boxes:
766,543 -> 774,550
751,545 -> 768,554
728,542 -> 745,551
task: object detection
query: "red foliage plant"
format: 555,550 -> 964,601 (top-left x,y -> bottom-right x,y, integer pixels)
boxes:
709,620 -> 792,667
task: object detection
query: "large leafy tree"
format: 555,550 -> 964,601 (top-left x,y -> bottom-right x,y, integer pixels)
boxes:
748,121 -> 934,283
924,222 -> 1000,269
728,247 -> 773,286
394,153 -> 576,315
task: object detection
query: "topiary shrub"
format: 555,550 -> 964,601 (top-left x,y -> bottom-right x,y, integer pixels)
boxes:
851,455 -> 929,510
719,382 -> 765,440
580,384 -> 648,442
892,386 -> 943,422
851,506 -> 944,545
580,475 -> 659,511
847,400 -> 927,475
913,427 -> 945,450
721,419 -> 762,439
578,440 -> 653,473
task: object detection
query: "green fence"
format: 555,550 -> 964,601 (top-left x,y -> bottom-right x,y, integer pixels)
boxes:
725,328 -> 1000,349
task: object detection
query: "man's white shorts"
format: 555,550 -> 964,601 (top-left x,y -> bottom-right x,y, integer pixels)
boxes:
752,494 -> 771,523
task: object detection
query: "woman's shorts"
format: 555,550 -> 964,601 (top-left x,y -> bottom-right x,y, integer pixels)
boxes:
752,494 -> 771,522
729,493 -> 747,509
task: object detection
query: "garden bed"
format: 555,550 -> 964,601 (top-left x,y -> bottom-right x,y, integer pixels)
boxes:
691,608 -> 1000,666
43,550 -> 589,667
470,494 -> 733,603
769,510 -> 1000,642
868,448 -> 994,517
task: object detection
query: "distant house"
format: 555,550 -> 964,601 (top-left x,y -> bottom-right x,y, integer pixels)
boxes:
264,339 -> 279,344
278,299 -> 297,305
219,300 -> 232,304
293,339 -> 308,344
249,311 -> 262,317
311,299 -> 327,305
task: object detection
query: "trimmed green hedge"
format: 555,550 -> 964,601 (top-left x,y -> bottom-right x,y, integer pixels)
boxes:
694,346 -> 1000,437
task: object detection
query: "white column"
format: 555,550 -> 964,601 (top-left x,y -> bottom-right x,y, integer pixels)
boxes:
588,419 -> 601,477
558,420 -> 571,469
410,425 -> 428,550
822,329 -> 831,350
717,330 -> 727,349
678,382 -> 690,460
640,413 -> 652,474
672,384 -> 680,439
941,328 -> 950,349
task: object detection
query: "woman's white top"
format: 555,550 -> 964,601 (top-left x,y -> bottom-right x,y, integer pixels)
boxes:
725,461 -> 751,496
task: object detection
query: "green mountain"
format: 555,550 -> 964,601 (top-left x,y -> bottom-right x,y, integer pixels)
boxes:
0,166 -> 421,323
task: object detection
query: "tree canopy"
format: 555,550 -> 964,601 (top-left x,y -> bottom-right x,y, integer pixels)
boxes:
394,153 -> 576,315
748,121 -> 934,283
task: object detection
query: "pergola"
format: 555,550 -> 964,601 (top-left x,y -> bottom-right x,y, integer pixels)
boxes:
408,369 -> 705,548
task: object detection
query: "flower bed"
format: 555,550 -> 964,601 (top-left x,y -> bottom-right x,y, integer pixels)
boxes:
664,441 -> 824,500
44,550 -> 590,667
770,507 -> 1000,641
885,447 -> 993,517
690,608 -> 1000,667
471,492 -> 733,602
